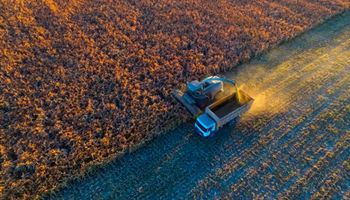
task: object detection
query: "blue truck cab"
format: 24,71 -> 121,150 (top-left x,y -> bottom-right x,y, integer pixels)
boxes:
195,114 -> 216,137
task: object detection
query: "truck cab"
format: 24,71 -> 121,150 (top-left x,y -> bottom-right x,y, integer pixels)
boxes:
195,114 -> 216,137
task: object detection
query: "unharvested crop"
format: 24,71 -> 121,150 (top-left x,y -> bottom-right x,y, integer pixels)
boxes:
0,0 -> 349,198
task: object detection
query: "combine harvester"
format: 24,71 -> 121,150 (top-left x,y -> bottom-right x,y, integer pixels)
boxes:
172,76 -> 253,137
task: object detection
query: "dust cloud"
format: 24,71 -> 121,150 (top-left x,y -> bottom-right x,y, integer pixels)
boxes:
231,65 -> 292,117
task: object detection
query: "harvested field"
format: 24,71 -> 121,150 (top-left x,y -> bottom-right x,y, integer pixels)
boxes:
0,0 -> 349,199
49,11 -> 350,199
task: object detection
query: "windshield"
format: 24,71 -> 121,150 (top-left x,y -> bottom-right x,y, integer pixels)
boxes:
196,121 -> 208,132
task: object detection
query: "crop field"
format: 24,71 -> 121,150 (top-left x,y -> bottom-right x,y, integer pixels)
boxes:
1,1 -> 349,199
49,11 -> 350,199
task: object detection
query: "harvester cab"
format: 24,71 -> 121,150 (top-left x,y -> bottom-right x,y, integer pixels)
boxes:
185,76 -> 226,108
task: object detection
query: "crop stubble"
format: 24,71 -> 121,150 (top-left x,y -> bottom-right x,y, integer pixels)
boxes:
1,0 -> 350,199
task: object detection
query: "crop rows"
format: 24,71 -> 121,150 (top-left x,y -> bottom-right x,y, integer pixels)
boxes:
1,0 -> 349,198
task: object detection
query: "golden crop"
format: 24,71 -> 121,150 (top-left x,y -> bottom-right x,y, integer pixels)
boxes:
0,0 -> 348,199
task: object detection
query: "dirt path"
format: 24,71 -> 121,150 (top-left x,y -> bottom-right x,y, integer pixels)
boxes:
47,11 -> 350,199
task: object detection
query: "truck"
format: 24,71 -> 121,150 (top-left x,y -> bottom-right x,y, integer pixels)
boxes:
172,76 -> 253,137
